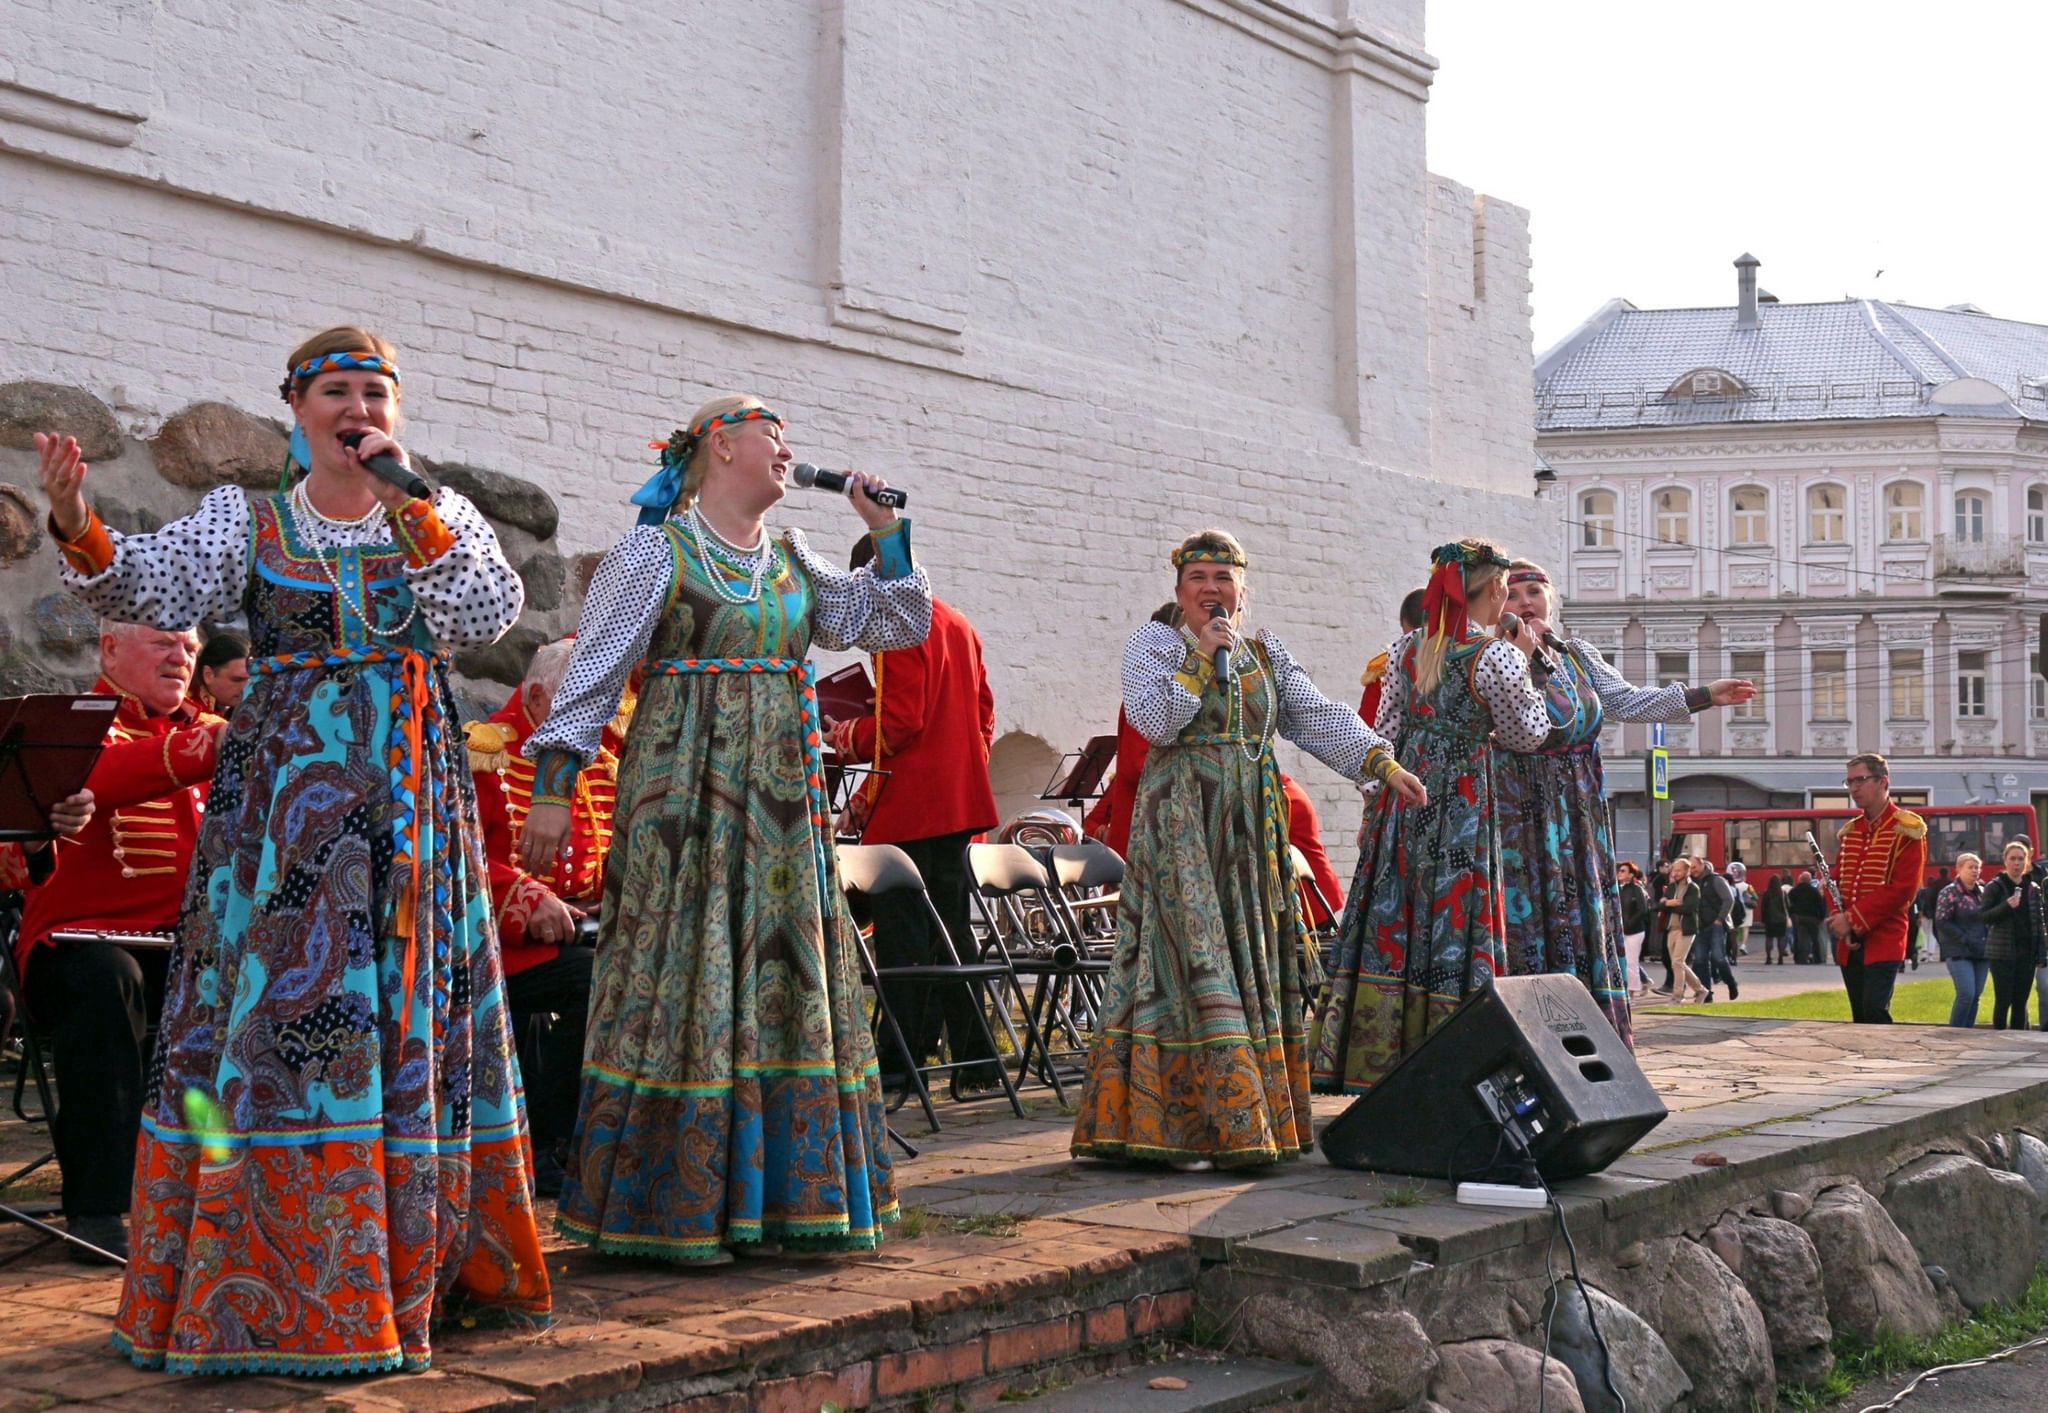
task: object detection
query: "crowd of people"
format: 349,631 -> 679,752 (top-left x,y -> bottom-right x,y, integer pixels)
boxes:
0,320 -> 1958,1380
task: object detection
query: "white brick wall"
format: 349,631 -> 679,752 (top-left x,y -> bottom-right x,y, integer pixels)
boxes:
0,0 -> 1541,873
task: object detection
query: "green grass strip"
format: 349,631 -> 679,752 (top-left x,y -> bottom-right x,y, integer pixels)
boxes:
1641,976 -> 1981,1025
1780,1269 -> 2048,1409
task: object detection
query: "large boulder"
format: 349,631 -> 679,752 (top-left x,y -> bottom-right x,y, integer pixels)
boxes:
2010,1133 -> 2048,1268
1727,1214 -> 1834,1387
1233,1296 -> 1435,1413
1542,1281 -> 1689,1413
427,461 -> 559,540
1425,1338 -> 1583,1413
1605,1238 -> 1774,1412
0,483 -> 42,561
152,402 -> 287,490
1882,1154 -> 2037,1312
0,381 -> 124,460
1799,1182 -> 1942,1343
32,592 -> 96,653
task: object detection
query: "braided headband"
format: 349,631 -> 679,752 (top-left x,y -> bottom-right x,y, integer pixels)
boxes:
629,405 -> 785,527
1171,546 -> 1249,570
278,351 -> 401,402
1507,568 -> 1551,587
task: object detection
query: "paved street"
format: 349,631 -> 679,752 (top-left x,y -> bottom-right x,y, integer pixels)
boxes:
1843,1339 -> 2048,1411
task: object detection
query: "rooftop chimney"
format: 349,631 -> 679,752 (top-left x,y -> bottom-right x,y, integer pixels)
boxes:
1735,252 -> 1761,330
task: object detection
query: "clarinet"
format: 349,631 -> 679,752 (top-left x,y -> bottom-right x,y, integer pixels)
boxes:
1806,830 -> 1859,953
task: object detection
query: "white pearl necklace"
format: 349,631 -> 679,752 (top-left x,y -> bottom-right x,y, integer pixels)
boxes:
684,506 -> 776,605
1231,654 -> 1276,764
289,481 -> 419,638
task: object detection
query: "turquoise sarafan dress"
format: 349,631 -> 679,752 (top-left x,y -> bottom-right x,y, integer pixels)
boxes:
1494,639 -> 1697,1046
528,510 -> 930,1262
1310,629 -> 1550,1095
57,483 -> 550,1375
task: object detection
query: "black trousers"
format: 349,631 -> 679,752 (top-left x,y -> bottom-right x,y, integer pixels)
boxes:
20,940 -> 167,1218
504,947 -> 594,1154
1792,917 -> 1824,964
1989,954 -> 2035,1030
858,830 -> 998,1082
1840,954 -> 1903,1024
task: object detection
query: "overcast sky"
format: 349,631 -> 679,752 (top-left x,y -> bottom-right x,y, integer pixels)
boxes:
1424,1 -> 2048,355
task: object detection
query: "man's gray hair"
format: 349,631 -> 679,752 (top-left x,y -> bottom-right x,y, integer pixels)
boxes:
524,638 -> 578,698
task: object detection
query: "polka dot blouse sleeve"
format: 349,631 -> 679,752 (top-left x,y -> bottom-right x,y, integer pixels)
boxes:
1260,631 -> 1391,784
785,523 -> 933,654
1372,631 -> 1415,743
1477,638 -> 1552,753
1122,620 -> 1205,745
1572,638 -> 1692,723
57,484 -> 250,629
404,488 -> 524,648
524,526 -> 675,769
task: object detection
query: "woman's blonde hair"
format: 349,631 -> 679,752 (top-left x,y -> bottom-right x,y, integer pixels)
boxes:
669,393 -> 774,514
2005,840 -> 2033,864
1956,852 -> 1982,870
1413,536 -> 1510,694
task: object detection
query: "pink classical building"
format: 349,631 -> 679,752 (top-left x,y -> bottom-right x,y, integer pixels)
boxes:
1538,255 -> 2048,851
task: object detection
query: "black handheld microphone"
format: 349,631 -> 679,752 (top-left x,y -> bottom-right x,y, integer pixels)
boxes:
1500,611 -> 1557,679
790,462 -> 908,509
338,431 -> 432,499
1208,603 -> 1232,684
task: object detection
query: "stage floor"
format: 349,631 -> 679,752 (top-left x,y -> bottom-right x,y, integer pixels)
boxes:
3,1012 -> 2046,1411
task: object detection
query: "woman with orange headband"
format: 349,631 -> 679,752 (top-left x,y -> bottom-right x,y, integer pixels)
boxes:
36,325 -> 549,1374
1499,559 -> 1754,1028
520,393 -> 927,1262
1312,538 -> 1553,1094
1071,530 -> 1423,1171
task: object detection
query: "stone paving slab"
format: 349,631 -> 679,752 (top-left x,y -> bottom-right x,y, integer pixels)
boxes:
2,1014 -> 2047,1409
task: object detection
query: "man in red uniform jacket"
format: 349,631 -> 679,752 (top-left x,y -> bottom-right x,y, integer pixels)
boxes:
828,541 -> 1000,1087
1359,587 -> 1427,725
1827,752 -> 1928,1024
18,621 -> 219,1260
467,638 -> 628,1192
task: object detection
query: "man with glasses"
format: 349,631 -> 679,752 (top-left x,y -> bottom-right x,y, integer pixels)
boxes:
1826,754 -> 1928,1023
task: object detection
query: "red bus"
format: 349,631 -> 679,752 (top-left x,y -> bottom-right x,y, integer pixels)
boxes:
1668,804 -> 2035,892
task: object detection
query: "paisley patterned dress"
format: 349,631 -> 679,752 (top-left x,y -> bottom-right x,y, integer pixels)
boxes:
1071,622 -> 1395,1167
59,485 -> 548,1375
1494,640 -> 1691,1048
529,514 -> 930,1261
1311,630 -> 1550,1094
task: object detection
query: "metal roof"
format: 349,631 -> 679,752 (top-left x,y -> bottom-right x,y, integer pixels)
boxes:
1535,296 -> 2048,431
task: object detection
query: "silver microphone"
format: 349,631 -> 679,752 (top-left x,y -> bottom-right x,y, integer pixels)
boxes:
790,462 -> 908,509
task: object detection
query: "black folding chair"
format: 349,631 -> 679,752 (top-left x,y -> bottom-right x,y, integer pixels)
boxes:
1046,840 -> 1124,950
837,845 -> 1025,1135
967,844 -> 1109,1104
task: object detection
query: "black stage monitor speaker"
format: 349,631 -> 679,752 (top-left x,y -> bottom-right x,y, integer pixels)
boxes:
1320,975 -> 1666,1181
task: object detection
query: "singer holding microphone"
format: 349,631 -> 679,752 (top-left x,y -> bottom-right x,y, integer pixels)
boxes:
520,394 -> 928,1262
1071,530 -> 1423,1172
1493,559 -> 1755,1044
38,326 -> 550,1374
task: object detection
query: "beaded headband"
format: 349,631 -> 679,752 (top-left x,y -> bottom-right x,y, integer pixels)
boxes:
629,404 -> 785,527
1171,546 -> 1249,570
1507,568 -> 1551,587
278,351 -> 401,402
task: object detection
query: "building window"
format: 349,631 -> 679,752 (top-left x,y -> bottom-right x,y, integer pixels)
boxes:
2033,651 -> 2047,721
1810,650 -> 1847,720
1652,488 -> 1691,545
1729,651 -> 1766,719
1655,652 -> 1690,688
2029,486 -> 2046,545
1888,649 -> 1925,720
1730,487 -> 1768,546
1580,490 -> 1616,549
1955,491 -> 1988,543
1884,481 -> 1925,542
1958,649 -> 1989,719
1807,484 -> 1846,543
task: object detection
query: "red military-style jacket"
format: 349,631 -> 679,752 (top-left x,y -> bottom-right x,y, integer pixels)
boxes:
467,693 -> 624,976
844,597 -> 998,846
1831,800 -> 1929,965
1358,648 -> 1392,726
16,679 -> 219,978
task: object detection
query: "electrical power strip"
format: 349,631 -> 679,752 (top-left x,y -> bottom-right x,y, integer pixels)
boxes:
1456,1181 -> 1549,1209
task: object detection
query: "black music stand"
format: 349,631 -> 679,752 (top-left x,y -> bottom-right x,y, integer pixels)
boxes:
0,694 -> 119,1265
1040,734 -> 1117,809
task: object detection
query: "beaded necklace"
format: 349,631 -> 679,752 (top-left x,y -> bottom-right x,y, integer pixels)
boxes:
289,480 -> 419,638
682,505 -> 777,605
1229,650 -> 1276,765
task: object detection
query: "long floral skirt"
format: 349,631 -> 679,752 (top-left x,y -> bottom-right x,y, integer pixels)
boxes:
1495,745 -> 1634,1047
1071,745 -> 1313,1167
552,664 -> 897,1261
113,661 -> 551,1376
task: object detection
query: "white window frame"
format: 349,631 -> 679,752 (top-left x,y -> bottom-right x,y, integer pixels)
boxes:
1729,650 -> 1766,720
2028,485 -> 2046,545
1729,486 -> 1769,546
1888,648 -> 1925,721
1957,649 -> 1989,719
1955,491 -> 1989,544
1652,487 -> 1692,546
1810,649 -> 1848,721
1807,484 -> 1847,544
1883,480 -> 1925,542
1579,489 -> 1617,549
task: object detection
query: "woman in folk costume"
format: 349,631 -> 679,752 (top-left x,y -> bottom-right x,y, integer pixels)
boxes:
1493,559 -> 1754,1041
1311,538 -> 1550,1095
520,394 -> 928,1262
37,326 -> 549,1374
1071,531 -> 1425,1171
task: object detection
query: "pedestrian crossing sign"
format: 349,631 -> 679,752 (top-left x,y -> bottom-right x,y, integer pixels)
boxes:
1650,748 -> 1670,801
